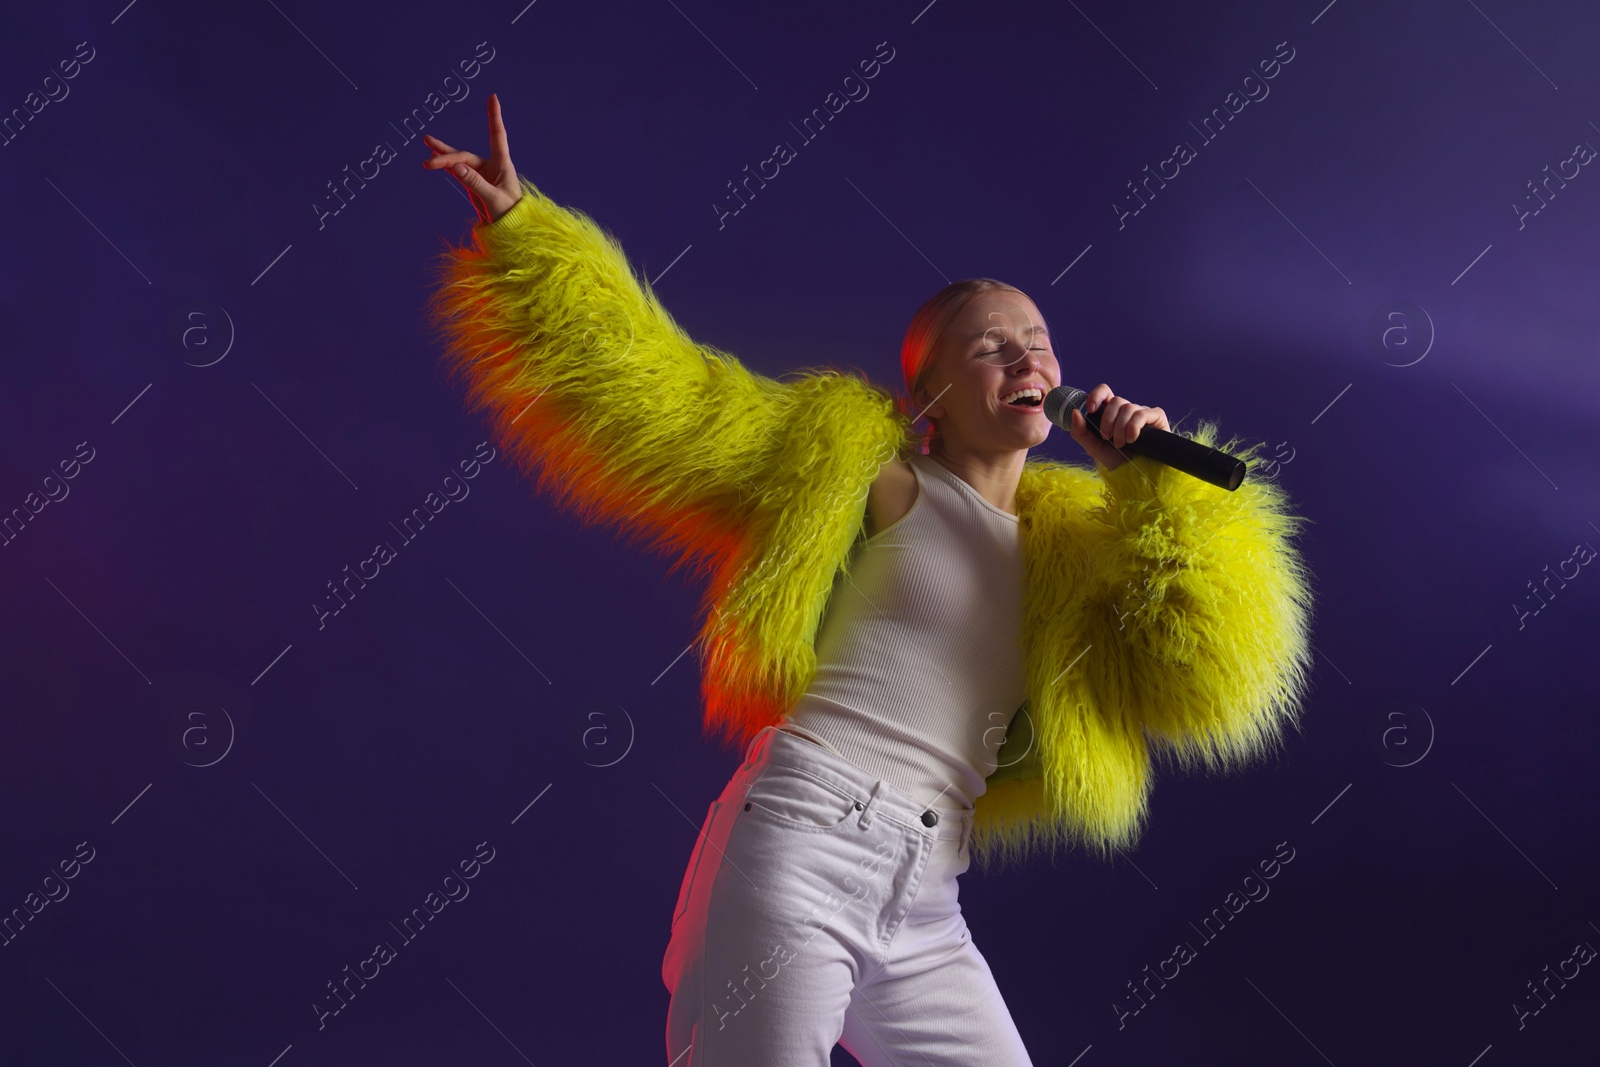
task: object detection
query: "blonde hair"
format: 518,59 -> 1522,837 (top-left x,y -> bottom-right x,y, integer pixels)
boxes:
898,278 -> 1028,454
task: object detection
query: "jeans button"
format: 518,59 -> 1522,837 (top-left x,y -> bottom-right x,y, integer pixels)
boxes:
921,810 -> 939,827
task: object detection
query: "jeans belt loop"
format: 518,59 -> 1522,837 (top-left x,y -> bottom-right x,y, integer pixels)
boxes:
857,780 -> 886,830
744,724 -> 773,770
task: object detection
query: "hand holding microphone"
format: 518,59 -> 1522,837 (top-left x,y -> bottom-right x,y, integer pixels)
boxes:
1045,384 -> 1248,491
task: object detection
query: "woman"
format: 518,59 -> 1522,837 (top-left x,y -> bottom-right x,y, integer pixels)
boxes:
424,95 -> 1314,1066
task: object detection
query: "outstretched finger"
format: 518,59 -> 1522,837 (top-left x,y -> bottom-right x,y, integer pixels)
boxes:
422,134 -> 483,163
424,148 -> 486,170
487,93 -> 511,163
423,133 -> 457,154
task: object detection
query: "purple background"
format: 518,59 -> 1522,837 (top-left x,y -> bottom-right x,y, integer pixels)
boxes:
3,1 -> 1598,1063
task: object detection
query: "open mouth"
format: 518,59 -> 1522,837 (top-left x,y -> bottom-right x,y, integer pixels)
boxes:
1001,387 -> 1044,408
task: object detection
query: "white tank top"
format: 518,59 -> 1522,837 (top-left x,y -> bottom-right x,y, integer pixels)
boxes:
782,450 -> 1027,813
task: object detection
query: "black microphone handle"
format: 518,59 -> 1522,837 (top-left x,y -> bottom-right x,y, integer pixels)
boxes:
1046,387 -> 1247,491
1043,388 -> 1254,492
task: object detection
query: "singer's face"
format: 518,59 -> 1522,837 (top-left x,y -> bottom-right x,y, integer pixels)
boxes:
915,290 -> 1059,455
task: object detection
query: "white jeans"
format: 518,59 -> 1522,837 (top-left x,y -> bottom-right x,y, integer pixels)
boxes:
661,724 -> 1034,1066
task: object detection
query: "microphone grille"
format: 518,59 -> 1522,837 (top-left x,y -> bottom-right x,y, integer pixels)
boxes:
1043,386 -> 1087,429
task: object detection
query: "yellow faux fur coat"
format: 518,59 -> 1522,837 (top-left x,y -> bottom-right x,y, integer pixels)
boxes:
426,178 -> 1316,869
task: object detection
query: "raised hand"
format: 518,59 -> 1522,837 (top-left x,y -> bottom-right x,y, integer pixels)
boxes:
1066,383 -> 1169,471
422,92 -> 523,225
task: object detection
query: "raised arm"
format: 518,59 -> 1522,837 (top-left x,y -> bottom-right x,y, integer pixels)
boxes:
422,105 -> 901,580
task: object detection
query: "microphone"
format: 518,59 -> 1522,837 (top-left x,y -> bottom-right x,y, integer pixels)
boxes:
1042,386 -> 1248,492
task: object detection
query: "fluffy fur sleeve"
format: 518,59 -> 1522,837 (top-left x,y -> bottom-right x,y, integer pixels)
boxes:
1090,418 -> 1317,775
995,419 -> 1315,865
423,177 -> 898,582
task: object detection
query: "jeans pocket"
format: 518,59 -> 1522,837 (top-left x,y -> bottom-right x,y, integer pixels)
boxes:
741,764 -> 861,832
671,800 -> 722,929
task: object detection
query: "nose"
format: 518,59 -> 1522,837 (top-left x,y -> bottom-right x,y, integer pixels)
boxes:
1011,346 -> 1047,375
